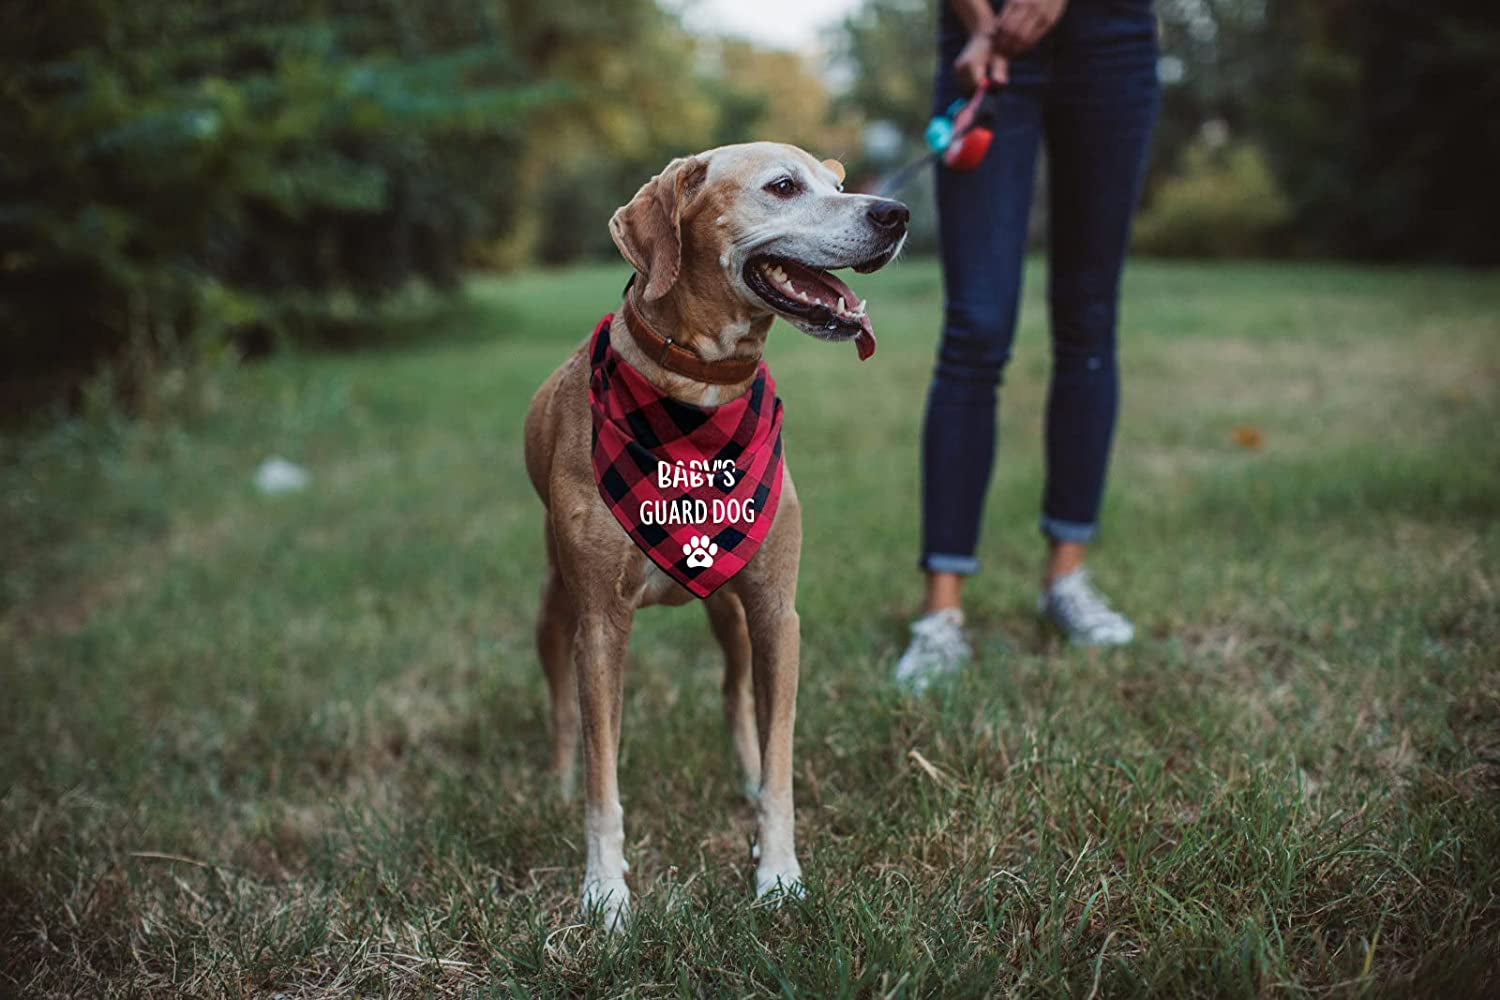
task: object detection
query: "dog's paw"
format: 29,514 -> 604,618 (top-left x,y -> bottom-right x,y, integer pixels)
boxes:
754,860 -> 804,904
682,534 -> 718,569
581,876 -> 631,932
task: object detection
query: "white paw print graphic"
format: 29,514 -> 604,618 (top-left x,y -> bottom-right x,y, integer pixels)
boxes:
683,534 -> 718,569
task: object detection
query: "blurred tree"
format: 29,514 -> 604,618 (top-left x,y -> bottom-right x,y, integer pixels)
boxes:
490,0 -> 718,265
1134,138 -> 1292,257
494,4 -> 850,266
838,0 -> 935,135
1149,0 -> 1500,262
1152,0 -> 1274,193
832,0 -> 939,249
1257,0 -> 1500,263
0,0 -> 550,410
706,39 -> 856,157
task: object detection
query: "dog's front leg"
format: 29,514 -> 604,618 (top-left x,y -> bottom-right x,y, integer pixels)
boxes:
742,587 -> 804,900
574,609 -> 632,929
705,592 -> 761,802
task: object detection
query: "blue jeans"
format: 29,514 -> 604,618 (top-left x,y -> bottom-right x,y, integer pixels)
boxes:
921,0 -> 1160,575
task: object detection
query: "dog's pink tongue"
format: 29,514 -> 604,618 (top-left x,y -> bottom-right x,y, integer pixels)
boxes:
855,313 -> 876,361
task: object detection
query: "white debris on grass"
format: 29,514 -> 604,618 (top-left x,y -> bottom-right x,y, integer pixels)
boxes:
254,456 -> 310,495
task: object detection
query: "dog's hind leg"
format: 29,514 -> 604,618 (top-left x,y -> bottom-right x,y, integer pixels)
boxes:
705,591 -> 761,802
538,524 -> 580,798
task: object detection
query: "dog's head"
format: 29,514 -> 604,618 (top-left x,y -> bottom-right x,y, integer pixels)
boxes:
610,142 -> 908,360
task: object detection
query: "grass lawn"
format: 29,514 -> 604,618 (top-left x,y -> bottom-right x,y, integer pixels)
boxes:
3,257 -> 1498,996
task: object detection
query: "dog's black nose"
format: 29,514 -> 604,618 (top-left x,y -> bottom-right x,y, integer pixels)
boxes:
867,199 -> 910,232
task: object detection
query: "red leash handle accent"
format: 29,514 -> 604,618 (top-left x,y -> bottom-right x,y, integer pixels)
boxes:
943,78 -> 996,171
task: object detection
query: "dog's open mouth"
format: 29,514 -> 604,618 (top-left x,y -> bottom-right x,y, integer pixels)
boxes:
743,254 -> 884,360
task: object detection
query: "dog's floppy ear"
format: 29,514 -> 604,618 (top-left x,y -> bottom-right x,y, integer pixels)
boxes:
609,155 -> 709,302
821,158 -> 846,185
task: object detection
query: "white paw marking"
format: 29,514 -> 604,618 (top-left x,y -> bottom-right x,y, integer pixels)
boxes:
581,876 -> 630,932
683,534 -> 718,569
755,862 -> 805,903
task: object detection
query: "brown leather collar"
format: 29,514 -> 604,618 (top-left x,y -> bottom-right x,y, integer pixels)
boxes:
620,284 -> 760,386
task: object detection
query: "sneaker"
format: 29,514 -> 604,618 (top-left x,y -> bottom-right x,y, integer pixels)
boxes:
1039,569 -> 1135,646
894,608 -> 971,693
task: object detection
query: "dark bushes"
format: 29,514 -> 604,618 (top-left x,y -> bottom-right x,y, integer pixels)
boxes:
0,0 -> 551,413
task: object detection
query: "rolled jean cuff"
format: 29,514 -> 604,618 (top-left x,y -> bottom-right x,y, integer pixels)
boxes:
1040,516 -> 1097,543
922,552 -> 980,575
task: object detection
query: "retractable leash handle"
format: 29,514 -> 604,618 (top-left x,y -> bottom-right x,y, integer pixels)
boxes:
876,77 -> 999,197
937,77 -> 996,171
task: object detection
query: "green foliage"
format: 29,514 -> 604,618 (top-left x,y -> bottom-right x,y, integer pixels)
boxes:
837,0 -> 934,130
1154,0 -> 1500,263
834,0 -> 940,250
0,0 -> 552,413
1258,0 -> 1500,263
1134,139 -> 1292,257
1152,0 -> 1272,186
491,5 -> 850,268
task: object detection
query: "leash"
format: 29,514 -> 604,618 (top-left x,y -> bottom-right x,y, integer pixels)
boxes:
875,77 -> 999,198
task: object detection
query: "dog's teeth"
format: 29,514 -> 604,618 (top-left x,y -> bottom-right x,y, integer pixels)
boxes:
769,265 -> 794,295
837,296 -> 845,314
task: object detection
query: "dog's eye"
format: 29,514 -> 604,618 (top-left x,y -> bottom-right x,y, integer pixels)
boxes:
764,177 -> 799,198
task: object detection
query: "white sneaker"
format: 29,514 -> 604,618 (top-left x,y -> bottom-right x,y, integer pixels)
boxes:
1040,569 -> 1135,646
894,608 -> 971,693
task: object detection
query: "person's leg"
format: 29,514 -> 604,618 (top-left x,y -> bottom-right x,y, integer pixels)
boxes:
1040,0 -> 1159,581
1045,538 -> 1087,585
919,49 -> 1045,610
1033,0 -> 1159,643
921,570 -> 965,614
899,28 -> 1046,690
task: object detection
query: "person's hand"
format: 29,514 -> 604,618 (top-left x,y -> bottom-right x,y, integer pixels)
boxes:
953,30 -> 1008,94
992,0 -> 1068,56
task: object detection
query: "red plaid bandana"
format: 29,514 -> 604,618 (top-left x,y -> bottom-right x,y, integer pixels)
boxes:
588,314 -> 785,598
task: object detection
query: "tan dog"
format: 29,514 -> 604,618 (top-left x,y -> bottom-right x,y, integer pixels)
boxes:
524,142 -> 908,927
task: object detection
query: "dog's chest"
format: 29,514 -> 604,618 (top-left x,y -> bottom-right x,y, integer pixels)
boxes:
637,560 -> 696,608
